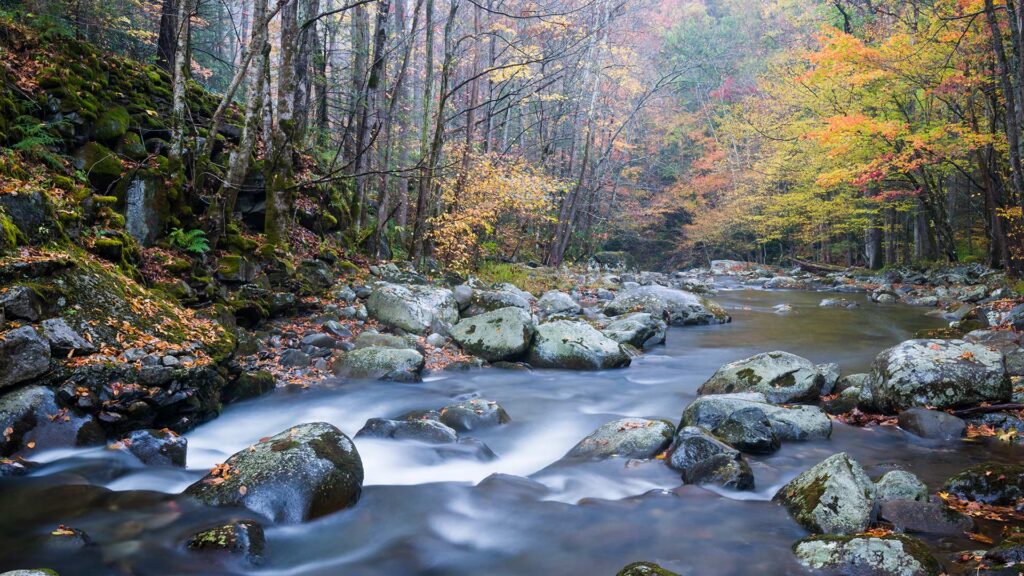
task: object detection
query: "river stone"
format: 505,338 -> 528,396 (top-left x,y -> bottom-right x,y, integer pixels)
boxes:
527,320 -> 631,370
449,307 -> 535,362
878,500 -> 974,536
773,452 -> 875,534
355,418 -> 459,443
601,313 -> 667,349
711,406 -> 780,454
942,463 -> 1024,505
120,429 -> 186,467
186,520 -> 265,564
668,426 -> 754,491
537,291 -> 580,316
866,339 -> 1009,413
897,408 -> 965,442
792,534 -> 940,576
0,326 -> 51,389
0,385 -> 57,455
616,562 -> 680,576
366,283 -> 459,334
984,534 -> 1024,565
565,418 -> 674,460
332,347 -> 425,382
463,289 -> 532,317
352,332 -> 415,350
438,399 -> 510,432
764,276 -> 810,290
604,285 -> 730,326
184,422 -> 363,523
875,470 -> 928,502
0,286 -> 42,321
681,393 -> 832,442
698,351 -> 825,403
40,318 -> 96,356
0,570 -> 60,575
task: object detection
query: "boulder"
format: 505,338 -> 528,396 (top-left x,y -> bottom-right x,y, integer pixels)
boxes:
877,500 -> 973,536
792,534 -> 940,576
698,351 -> 824,404
711,406 -> 780,454
184,423 -> 363,523
763,276 -> 809,289
40,318 -> 96,356
773,453 -> 875,534
527,320 -> 630,370
604,285 -> 730,326
668,426 -> 754,491
681,393 -> 832,442
897,408 -> 965,442
616,562 -> 679,576
984,534 -> 1024,566
449,307 -> 535,362
72,141 -> 123,191
1,386 -> 58,455
224,370 -> 276,403
942,463 -> 1024,505
186,520 -> 265,564
875,470 -> 928,503
819,298 -> 858,309
537,291 -> 580,316
601,313 -> 667,349
0,285 -> 42,321
438,399 -> 510,432
366,283 -> 460,334
866,339 -> 1009,412
0,192 -> 50,244
355,418 -> 459,443
117,429 -> 186,467
121,172 -> 169,246
332,348 -> 424,382
0,326 -> 51,389
463,289 -> 533,317
564,418 -> 674,460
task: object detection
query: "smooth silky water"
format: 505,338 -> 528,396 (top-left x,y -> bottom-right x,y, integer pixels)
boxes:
2,287 -> 1019,575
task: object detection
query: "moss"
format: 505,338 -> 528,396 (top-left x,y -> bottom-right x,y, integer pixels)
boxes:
116,131 -> 146,160
93,105 -> 129,142
72,141 -> 123,192
0,209 -> 23,253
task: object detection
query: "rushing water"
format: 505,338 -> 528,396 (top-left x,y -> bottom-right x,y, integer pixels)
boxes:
2,286 -> 1020,575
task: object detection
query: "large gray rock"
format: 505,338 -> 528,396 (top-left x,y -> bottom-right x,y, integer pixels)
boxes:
773,453 -> 875,534
604,285 -> 730,326
877,500 -> 973,536
119,429 -> 187,467
366,283 -> 459,334
793,534 -> 940,576
184,423 -> 363,523
711,406 -> 780,454
463,289 -> 532,317
564,418 -> 674,460
681,393 -> 831,442
438,399 -> 510,432
698,351 -> 825,403
355,418 -> 459,443
942,462 -> 1024,505
0,326 -> 51,389
537,291 -> 580,316
0,286 -> 42,321
332,347 -> 424,382
875,470 -> 928,503
601,313 -> 667,349
527,320 -> 630,370
668,426 -> 754,490
40,318 -> 96,356
866,339 -> 1009,413
897,408 -> 965,442
449,307 -> 535,362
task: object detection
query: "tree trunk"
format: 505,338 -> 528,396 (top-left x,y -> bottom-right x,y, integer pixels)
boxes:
156,0 -> 178,71
168,0 -> 193,164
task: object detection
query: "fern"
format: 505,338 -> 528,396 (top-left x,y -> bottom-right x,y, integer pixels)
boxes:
168,228 -> 210,254
11,115 -> 67,169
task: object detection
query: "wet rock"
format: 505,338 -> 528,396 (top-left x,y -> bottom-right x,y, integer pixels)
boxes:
0,286 -> 42,321
819,298 -> 858,309
452,285 -> 473,310
301,333 -> 336,349
773,453 -> 875,534
668,426 -> 754,491
943,463 -> 1024,505
565,418 -> 674,460
0,570 -> 60,576
601,313 -> 667,349
186,520 -> 266,564
877,500 -> 973,535
792,533 -> 940,576
773,304 -> 793,314
118,429 -> 186,467
449,307 -> 535,362
823,386 -> 861,415
215,255 -> 256,284
279,349 -> 310,368
464,289 -> 532,317
964,411 -> 1024,433
355,417 -> 459,443
875,470 -> 928,503
537,291 -> 580,316
527,320 -> 631,370
984,534 -> 1024,565
616,562 -> 680,576
817,363 -> 840,395
433,437 -> 498,461
332,347 -> 425,382
224,370 -> 276,403
438,399 -> 510,432
425,333 -> 446,347
184,422 -> 363,523
866,339 -> 1009,412
711,406 -> 780,454
352,332 -> 415,350
0,458 -> 37,477
897,408 -> 965,442
835,373 -> 869,394
604,285 -> 730,326
681,393 -> 832,442
0,386 -> 62,455
0,326 -> 51,389
366,283 -> 459,334
698,351 -> 825,404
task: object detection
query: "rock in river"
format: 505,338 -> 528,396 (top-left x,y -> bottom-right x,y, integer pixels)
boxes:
897,408 -> 965,442
332,347 -> 425,382
438,399 -> 510,432
184,422 -> 363,523
667,426 -> 754,491
604,285 -> 730,326
773,452 -> 875,534
942,463 -> 1024,505
866,339 -> 1009,413
366,283 -> 459,334
601,313 -> 667,349
698,351 -> 825,404
875,470 -> 928,503
449,307 -> 536,362
793,533 -> 940,576
186,520 -> 265,564
355,417 -> 459,443
564,417 -> 674,460
681,393 -> 831,442
527,320 -> 631,370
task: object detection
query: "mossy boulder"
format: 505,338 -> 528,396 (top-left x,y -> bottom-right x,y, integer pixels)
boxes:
215,255 -> 256,284
793,534 -> 940,576
366,283 -> 460,334
604,285 -> 730,326
332,347 -> 425,382
184,422 -> 363,523
438,399 -> 510,432
0,191 -> 53,244
119,172 -> 169,246
942,463 -> 1024,505
681,393 -> 832,442
601,312 -> 667,349
72,142 -> 123,192
773,453 -> 876,535
224,370 -> 276,403
527,320 -> 631,370
186,520 -> 265,564
116,131 -> 146,160
698,351 -> 825,404
92,105 -> 129,142
668,426 -> 754,491
450,307 -> 536,362
564,417 -> 674,460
